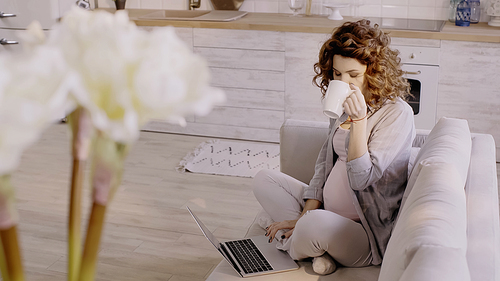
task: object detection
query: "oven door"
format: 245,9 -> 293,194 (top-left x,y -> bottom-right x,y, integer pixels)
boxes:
402,64 -> 439,130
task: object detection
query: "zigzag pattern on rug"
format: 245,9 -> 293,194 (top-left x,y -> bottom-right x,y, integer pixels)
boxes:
177,140 -> 280,178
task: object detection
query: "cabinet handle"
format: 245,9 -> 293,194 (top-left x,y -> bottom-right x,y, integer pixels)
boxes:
0,38 -> 19,45
403,70 -> 421,75
0,11 -> 16,18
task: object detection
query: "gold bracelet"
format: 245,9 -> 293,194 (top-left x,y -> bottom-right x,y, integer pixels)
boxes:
348,115 -> 368,123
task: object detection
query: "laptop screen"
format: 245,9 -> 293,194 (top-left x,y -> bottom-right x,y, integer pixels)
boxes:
186,206 -> 222,251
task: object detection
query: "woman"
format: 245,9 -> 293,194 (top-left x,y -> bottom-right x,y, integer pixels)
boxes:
253,19 -> 415,275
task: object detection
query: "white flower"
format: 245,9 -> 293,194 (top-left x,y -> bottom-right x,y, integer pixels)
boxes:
16,21 -> 46,52
0,46 -> 76,175
133,26 -> 225,127
45,7 -> 224,143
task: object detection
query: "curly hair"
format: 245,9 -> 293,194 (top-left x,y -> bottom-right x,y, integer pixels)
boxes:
313,19 -> 410,110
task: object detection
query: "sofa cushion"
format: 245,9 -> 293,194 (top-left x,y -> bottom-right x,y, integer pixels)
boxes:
379,162 -> 469,281
280,119 -> 329,185
403,117 -> 471,207
399,245 -> 470,281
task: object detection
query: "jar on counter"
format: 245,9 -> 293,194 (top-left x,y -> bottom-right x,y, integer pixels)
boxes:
456,0 -> 471,26
449,0 -> 460,22
469,0 -> 481,23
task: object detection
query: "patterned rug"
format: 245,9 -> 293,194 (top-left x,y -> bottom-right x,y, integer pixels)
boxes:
177,140 -> 280,178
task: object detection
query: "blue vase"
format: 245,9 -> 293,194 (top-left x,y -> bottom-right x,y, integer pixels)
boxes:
456,0 -> 471,26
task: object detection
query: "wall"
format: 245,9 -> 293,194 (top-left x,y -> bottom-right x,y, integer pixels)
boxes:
97,0 -> 490,22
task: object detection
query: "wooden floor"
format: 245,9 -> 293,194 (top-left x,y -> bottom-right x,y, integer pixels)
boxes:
6,123 -> 500,281
9,123 -> 262,281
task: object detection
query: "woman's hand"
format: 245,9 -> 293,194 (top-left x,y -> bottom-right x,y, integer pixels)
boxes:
344,84 -> 369,161
264,199 -> 321,243
265,220 -> 297,243
343,84 -> 367,120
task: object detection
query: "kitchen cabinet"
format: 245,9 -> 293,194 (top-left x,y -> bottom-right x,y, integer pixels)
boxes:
0,27 -> 23,52
141,28 -> 436,138
141,26 -> 500,162
0,0 -> 75,52
143,27 -> 286,142
438,40 -> 500,163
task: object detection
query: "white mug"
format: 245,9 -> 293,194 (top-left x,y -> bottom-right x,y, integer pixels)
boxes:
322,80 -> 355,119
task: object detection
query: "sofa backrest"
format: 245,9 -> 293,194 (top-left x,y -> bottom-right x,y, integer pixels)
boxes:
379,117 -> 472,281
280,119 -> 329,184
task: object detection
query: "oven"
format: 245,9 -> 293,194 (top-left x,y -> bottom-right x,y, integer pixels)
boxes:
394,45 -> 440,130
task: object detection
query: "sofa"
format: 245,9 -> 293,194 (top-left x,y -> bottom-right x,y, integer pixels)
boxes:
206,117 -> 500,281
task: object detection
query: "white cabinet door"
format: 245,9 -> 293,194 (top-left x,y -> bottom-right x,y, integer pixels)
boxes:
0,28 -> 50,53
0,28 -> 23,52
0,0 -> 61,29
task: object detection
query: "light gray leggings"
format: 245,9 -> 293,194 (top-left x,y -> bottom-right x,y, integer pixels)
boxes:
253,169 -> 372,267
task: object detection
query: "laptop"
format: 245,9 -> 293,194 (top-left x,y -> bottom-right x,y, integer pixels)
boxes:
186,206 -> 299,278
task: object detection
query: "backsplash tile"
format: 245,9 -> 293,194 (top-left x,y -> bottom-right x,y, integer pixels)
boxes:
383,0 -> 408,5
435,0 -> 450,8
239,0 -> 255,12
141,0 -> 162,9
278,1 -> 294,14
359,5 -> 381,17
163,0 -> 187,10
255,1 -> 279,13
382,5 -> 408,18
408,6 -> 435,20
409,0 -> 434,7
98,0 -> 488,22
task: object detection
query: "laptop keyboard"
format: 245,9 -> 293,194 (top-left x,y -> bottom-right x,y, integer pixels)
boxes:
225,239 -> 274,274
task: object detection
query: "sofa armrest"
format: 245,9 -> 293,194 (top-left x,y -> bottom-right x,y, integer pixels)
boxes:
280,119 -> 329,184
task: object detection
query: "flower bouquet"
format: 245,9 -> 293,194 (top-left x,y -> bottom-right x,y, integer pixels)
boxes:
0,7 -> 224,281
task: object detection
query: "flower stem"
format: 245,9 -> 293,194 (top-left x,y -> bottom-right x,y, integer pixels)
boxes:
0,238 -> 11,281
67,108 -> 93,281
0,226 -> 24,281
68,158 -> 85,281
78,203 -> 107,281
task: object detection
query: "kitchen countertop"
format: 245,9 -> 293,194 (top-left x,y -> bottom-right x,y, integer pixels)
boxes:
117,9 -> 500,43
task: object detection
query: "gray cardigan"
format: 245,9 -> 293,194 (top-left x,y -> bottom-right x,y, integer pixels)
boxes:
303,97 -> 415,265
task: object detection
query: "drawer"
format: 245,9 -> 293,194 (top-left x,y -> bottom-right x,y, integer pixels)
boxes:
0,0 -> 63,29
195,47 -> 285,71
392,45 -> 440,66
0,28 -> 23,52
210,67 -> 285,92
193,28 -> 285,51
195,107 -> 284,130
0,28 -> 50,53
